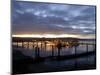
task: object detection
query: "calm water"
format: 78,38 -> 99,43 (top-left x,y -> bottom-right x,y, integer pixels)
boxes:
13,40 -> 96,72
13,40 -> 95,58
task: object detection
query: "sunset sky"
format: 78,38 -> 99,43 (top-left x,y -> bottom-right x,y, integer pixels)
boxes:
12,1 -> 96,39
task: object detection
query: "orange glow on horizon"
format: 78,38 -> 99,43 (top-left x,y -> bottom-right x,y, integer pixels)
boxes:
12,34 -> 78,38
12,34 -> 95,39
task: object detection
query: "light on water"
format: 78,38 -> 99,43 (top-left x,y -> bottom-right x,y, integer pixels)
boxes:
12,40 -> 95,58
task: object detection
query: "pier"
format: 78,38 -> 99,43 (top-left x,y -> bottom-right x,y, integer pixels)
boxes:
12,37 -> 96,61
13,37 -> 96,74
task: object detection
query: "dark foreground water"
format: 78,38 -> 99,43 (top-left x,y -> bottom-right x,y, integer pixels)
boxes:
13,48 -> 96,74
13,40 -> 96,74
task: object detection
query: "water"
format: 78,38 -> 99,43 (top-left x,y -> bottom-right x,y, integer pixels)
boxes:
13,40 -> 95,58
13,40 -> 96,73
25,54 -> 96,72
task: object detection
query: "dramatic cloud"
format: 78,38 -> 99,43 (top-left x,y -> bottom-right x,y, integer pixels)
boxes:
12,1 -> 96,38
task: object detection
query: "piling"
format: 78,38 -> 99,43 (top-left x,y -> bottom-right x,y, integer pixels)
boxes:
52,45 -> 54,57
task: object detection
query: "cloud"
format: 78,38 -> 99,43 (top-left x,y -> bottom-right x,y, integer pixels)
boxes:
12,1 -> 96,38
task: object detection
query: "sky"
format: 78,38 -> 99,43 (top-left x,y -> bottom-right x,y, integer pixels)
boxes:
12,1 -> 96,39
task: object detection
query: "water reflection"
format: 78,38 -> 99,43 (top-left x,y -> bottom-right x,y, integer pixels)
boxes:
13,40 -> 95,58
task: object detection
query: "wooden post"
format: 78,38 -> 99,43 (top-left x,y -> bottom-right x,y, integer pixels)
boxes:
58,48 -> 60,57
35,41 -> 40,58
37,41 -> 40,57
22,41 -> 24,48
74,46 -> 77,69
57,41 -> 62,58
44,41 -> 46,51
27,42 -> 29,49
33,41 -> 34,50
17,41 -> 18,48
28,42 -> 30,49
52,45 -> 54,57
35,47 -> 37,58
86,44 -> 88,53
75,46 -> 77,56
86,44 -> 89,64
41,41 -> 42,50
52,40 -> 55,50
36,46 -> 40,58
36,41 -> 38,47
93,44 -> 96,52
